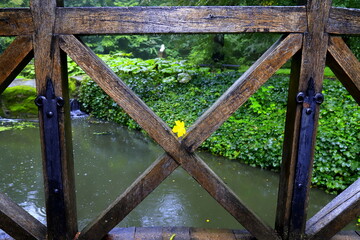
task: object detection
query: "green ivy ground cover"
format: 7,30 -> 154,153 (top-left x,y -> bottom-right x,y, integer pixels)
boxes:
78,56 -> 359,194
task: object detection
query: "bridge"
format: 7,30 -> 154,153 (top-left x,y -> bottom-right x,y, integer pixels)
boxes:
0,0 -> 359,239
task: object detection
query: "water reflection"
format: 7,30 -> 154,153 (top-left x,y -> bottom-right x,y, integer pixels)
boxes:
0,118 -> 356,234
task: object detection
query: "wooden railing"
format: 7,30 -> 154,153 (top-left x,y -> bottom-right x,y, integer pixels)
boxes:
0,1 -> 359,240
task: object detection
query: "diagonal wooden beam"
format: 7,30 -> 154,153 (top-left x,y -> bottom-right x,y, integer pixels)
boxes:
175,150 -> 281,240
183,33 -> 303,152
60,35 -> 281,240
0,35 -> 33,94
0,192 -> 47,240
78,154 -> 179,240
59,35 -> 182,154
327,36 -> 360,105
306,178 -> 360,240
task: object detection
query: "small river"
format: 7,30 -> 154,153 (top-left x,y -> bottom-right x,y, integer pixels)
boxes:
0,118 -> 355,232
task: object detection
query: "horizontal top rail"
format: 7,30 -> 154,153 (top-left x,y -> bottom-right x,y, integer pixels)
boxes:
0,6 -> 360,36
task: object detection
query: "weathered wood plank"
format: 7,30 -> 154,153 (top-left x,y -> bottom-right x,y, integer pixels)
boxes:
306,178 -> 360,240
134,227 -> 163,240
232,230 -> 255,240
0,192 -> 46,240
327,36 -> 360,105
162,227 -> 190,240
330,231 -> 360,240
280,0 -> 331,240
275,51 -> 302,239
327,7 -> 360,35
183,33 -> 302,152
0,8 -> 33,36
56,6 -> 306,35
190,228 -> 236,240
0,35 -> 33,94
104,227 -> 136,240
60,35 -> 280,240
1,6 -> 360,36
78,154 -> 179,240
30,0 -> 78,239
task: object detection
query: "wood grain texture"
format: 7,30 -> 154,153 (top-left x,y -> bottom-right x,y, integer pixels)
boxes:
306,178 -> 360,240
0,8 -> 33,36
0,35 -> 33,94
56,6 -> 306,34
183,34 -> 302,152
30,0 -> 78,239
162,227 -> 191,240
1,6 -> 360,36
277,1 -> 332,239
0,192 -> 46,240
60,35 -> 279,240
275,51 -> 303,238
282,0 -> 331,240
327,36 -> 360,105
327,7 -> 360,35
190,228 -> 236,240
104,227 -> 136,240
134,227 -> 163,240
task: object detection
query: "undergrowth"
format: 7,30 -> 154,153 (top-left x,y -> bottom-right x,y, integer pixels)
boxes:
78,56 -> 359,194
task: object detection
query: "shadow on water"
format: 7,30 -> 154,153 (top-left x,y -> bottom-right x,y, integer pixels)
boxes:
0,118 -> 356,233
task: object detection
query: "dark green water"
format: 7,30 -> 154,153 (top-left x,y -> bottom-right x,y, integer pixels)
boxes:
0,118 -> 355,232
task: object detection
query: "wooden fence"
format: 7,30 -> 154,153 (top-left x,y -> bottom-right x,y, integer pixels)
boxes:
0,0 -> 359,239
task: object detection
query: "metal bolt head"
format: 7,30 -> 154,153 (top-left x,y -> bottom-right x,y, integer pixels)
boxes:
46,111 -> 54,118
296,92 -> 305,103
314,93 -> 324,104
305,108 -> 312,115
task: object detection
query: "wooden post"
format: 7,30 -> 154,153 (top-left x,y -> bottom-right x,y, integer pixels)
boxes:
275,0 -> 332,239
30,0 -> 77,239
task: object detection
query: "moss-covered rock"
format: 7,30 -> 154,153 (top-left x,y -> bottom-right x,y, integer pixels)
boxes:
0,85 -> 38,118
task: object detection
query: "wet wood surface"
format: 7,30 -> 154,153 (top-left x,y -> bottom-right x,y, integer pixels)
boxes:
60,34 -> 280,240
1,1 -> 360,240
0,9 -> 33,36
1,227 -> 359,240
30,0 -> 78,238
327,7 -> 360,34
56,6 -> 306,34
306,178 -> 360,240
1,6 -> 360,36
102,227 -> 360,240
0,192 -> 46,240
276,1 -> 332,239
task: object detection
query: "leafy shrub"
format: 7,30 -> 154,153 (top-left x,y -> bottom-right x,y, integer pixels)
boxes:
78,56 -> 359,194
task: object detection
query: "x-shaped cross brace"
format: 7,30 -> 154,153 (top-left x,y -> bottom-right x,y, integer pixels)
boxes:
58,34 -> 304,240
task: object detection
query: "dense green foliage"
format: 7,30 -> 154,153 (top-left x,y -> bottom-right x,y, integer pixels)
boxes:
78,55 -> 359,194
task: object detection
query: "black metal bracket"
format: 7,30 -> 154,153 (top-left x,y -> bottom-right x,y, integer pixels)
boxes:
35,78 -> 67,236
290,77 -> 324,233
